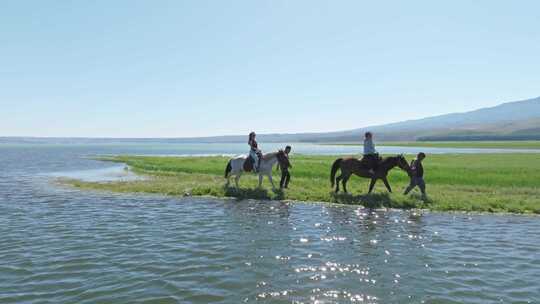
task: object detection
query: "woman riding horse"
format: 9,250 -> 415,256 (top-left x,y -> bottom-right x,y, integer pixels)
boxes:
225,149 -> 289,189
248,132 -> 263,172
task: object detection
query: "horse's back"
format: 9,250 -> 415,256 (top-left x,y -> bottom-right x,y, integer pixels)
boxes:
342,157 -> 361,165
231,154 -> 247,161
228,154 -> 248,173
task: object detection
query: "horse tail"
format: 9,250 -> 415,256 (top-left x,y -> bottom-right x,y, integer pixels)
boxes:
225,160 -> 232,178
330,158 -> 342,187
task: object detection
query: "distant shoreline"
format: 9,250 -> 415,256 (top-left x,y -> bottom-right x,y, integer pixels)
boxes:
3,138 -> 540,151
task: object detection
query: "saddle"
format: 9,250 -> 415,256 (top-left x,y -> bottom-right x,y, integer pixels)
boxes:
243,156 -> 255,172
360,154 -> 381,171
244,152 -> 262,172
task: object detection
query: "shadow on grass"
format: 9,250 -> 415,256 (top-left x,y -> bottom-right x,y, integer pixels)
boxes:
223,186 -> 285,200
223,186 -> 285,201
331,192 -> 430,209
331,192 -> 392,208
221,185 -> 429,210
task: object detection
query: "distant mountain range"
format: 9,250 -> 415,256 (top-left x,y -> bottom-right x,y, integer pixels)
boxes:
3,96 -> 540,143
179,96 -> 540,142
322,96 -> 540,142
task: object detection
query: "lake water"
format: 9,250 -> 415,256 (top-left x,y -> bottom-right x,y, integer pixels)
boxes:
1,142 -> 539,303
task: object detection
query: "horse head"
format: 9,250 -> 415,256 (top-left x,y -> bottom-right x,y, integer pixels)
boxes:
395,154 -> 411,174
276,149 -> 288,167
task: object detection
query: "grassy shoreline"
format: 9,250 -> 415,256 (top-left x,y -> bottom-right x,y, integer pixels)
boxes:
65,154 -> 540,214
324,141 -> 540,149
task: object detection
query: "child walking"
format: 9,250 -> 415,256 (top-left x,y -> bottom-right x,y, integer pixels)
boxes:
404,152 -> 427,198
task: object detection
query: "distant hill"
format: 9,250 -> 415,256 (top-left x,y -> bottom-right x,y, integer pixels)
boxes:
174,96 -> 540,142
318,96 -> 540,142
248,96 -> 540,142
3,96 -> 540,143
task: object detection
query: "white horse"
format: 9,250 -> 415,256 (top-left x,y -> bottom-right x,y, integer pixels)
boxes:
225,151 -> 286,189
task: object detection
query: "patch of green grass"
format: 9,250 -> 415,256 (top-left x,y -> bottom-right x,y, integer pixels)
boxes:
65,154 -> 540,214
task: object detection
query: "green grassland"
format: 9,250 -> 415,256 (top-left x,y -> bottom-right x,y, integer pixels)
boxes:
65,154 -> 540,214
361,141 -> 540,149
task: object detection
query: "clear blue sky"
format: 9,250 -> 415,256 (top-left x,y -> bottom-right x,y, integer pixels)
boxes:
1,1 -> 539,137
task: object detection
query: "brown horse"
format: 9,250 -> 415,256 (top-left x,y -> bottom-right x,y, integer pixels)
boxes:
330,155 -> 410,194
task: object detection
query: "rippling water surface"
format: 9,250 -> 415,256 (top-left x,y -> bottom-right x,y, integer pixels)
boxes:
1,143 -> 539,303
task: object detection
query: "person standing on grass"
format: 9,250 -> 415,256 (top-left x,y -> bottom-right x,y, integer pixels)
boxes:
404,152 -> 427,198
279,145 -> 292,189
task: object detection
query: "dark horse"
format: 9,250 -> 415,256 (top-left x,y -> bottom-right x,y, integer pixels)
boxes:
330,155 -> 410,193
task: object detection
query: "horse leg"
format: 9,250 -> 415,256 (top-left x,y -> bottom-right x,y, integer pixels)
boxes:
258,174 -> 263,188
268,174 -> 276,190
368,178 -> 377,194
342,174 -> 350,193
382,176 -> 392,193
335,174 -> 343,193
235,174 -> 241,188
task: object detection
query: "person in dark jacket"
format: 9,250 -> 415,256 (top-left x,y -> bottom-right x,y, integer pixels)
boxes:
279,145 -> 292,189
404,152 -> 426,198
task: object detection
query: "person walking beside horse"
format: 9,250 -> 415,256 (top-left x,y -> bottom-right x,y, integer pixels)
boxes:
277,145 -> 292,189
404,152 -> 427,199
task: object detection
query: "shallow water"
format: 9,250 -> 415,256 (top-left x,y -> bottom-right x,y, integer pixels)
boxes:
1,143 -> 539,303
47,165 -> 144,183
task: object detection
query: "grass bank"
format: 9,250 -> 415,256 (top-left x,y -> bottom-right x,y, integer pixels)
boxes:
65,154 -> 540,214
332,141 -> 540,149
